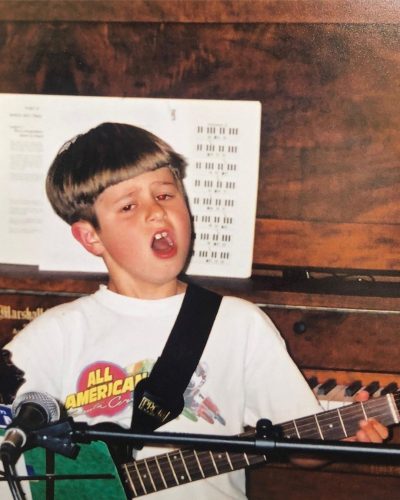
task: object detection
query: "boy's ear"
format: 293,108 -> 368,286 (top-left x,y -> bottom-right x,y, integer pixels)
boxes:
71,221 -> 104,256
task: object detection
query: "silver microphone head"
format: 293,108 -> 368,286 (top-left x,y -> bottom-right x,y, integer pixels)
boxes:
12,391 -> 60,423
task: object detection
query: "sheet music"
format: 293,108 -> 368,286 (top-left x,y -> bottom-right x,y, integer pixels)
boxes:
0,94 -> 261,278
0,95 -> 47,265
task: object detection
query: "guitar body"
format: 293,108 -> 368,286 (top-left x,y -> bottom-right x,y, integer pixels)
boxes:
24,441 -> 126,500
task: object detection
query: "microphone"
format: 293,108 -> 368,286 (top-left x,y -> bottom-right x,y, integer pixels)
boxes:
0,391 -> 60,463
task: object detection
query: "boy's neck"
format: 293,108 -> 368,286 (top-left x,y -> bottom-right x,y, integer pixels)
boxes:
107,279 -> 186,299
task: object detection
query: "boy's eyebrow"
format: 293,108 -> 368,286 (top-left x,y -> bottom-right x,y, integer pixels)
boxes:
113,188 -> 139,203
148,180 -> 179,191
151,180 -> 177,187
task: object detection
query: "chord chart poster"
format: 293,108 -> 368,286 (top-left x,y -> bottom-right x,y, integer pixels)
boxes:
0,94 -> 261,278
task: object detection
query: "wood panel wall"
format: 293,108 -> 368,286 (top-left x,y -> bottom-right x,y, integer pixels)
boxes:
1,4 -> 400,498
1,0 -> 400,272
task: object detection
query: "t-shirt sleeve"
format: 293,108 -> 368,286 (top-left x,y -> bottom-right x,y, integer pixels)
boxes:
242,305 -> 321,427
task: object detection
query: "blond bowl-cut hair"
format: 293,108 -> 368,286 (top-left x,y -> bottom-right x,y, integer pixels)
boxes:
46,122 -> 187,228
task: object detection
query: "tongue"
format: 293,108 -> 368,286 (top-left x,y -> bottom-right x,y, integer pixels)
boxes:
152,236 -> 172,252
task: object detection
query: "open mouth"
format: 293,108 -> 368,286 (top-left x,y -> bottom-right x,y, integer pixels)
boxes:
151,231 -> 175,254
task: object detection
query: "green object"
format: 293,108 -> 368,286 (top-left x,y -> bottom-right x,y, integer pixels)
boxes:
24,441 -> 126,499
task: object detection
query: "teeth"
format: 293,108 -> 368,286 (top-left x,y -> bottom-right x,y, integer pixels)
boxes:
155,231 -> 169,239
153,231 -> 173,247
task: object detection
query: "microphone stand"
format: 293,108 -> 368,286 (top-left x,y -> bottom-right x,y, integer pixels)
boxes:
68,418 -> 400,460
4,418 -> 400,500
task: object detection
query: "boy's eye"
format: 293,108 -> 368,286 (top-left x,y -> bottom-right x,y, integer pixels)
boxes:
156,193 -> 173,201
121,204 -> 135,212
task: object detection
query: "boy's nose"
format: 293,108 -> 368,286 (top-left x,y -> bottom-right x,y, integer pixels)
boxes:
146,200 -> 166,221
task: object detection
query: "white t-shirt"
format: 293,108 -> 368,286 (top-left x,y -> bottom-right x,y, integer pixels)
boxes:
5,285 -> 320,499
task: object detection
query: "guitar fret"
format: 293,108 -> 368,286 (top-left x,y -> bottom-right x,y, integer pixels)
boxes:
166,453 -> 180,485
226,452 -> 234,471
154,455 -> 168,490
340,403 -> 370,436
135,460 -> 154,494
195,450 -> 219,476
157,454 -> 179,488
169,450 -> 190,484
314,414 -> 324,439
133,461 -> 148,496
293,419 -> 300,438
193,450 -> 205,478
247,453 -> 266,467
360,401 -> 368,420
122,391 -> 400,498
316,409 -> 346,440
209,451 -> 219,474
337,408 -> 347,438
210,451 -> 234,474
283,414 -> 321,440
363,397 -> 398,425
281,420 -> 298,439
179,449 -> 192,482
122,463 -> 139,497
230,452 -> 264,469
181,449 -> 204,481
144,458 -> 157,492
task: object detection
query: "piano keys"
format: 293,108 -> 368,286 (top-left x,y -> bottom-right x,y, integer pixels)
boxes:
303,368 -> 400,412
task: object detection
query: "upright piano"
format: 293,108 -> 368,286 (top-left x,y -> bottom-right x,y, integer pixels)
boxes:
1,266 -> 400,499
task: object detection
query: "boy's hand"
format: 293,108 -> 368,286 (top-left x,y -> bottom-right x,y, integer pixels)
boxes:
352,418 -> 389,443
346,389 -> 389,443
292,389 -> 389,469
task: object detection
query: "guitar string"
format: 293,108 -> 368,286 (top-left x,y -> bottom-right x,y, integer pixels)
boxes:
291,394 -> 398,426
124,401 -> 389,493
126,393 -> 399,466
280,394 -> 398,441
124,392 -> 400,489
123,391 -> 400,492
123,448 -> 262,493
124,448 -> 261,477
289,395 -> 398,435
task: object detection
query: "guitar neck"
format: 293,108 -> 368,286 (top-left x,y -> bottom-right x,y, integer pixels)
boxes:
121,392 -> 400,497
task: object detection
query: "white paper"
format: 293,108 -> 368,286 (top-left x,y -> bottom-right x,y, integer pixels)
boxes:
0,95 -> 47,265
1,94 -> 261,278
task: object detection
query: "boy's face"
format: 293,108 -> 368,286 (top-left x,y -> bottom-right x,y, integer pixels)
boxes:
72,167 -> 192,298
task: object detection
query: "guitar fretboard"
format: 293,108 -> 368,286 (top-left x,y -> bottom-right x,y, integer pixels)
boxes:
282,392 -> 399,440
122,392 -> 400,497
122,427 -> 265,497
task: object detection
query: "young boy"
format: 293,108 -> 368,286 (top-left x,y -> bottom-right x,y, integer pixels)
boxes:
4,122 -> 388,499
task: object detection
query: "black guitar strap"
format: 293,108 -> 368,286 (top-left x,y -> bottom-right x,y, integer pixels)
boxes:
130,283 -> 222,437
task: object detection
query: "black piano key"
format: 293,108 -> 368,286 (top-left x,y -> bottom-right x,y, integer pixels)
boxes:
317,378 -> 337,395
381,382 -> 398,395
345,380 -> 362,397
364,381 -> 380,396
307,376 -> 318,389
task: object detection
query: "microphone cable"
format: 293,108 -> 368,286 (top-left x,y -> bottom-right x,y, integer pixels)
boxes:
1,452 -> 26,500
